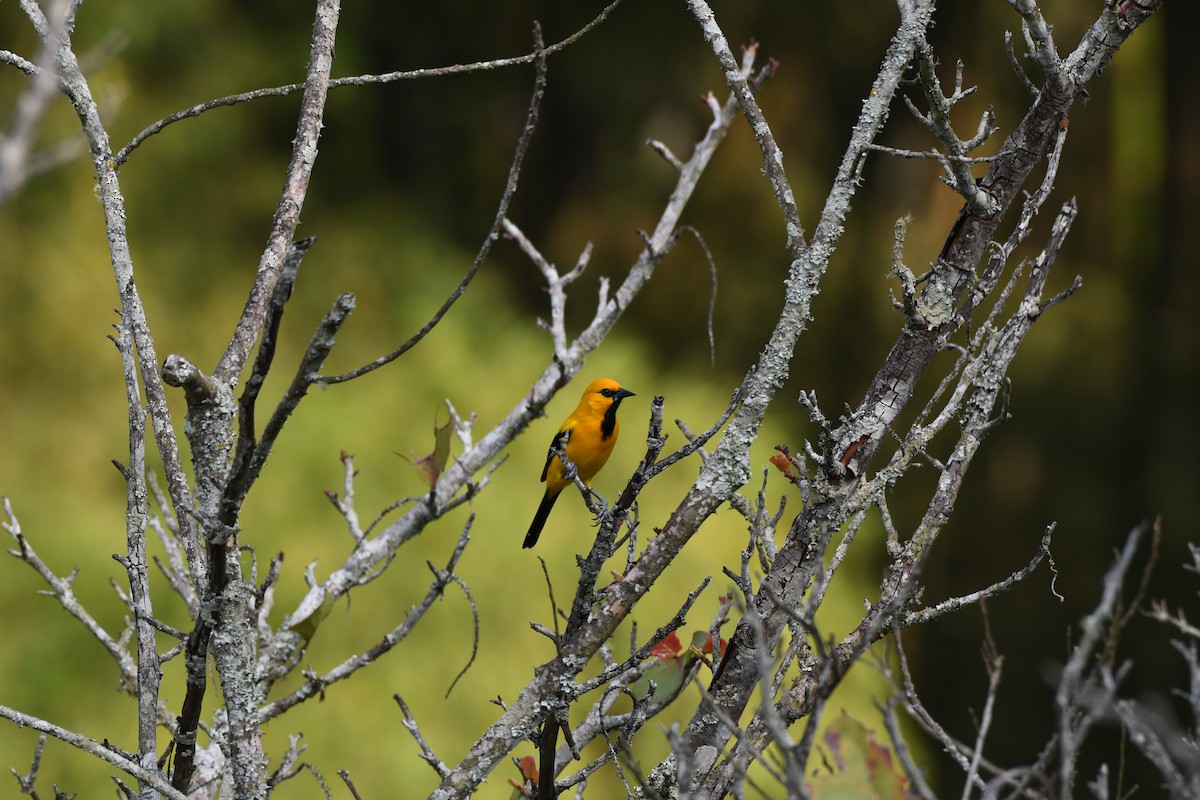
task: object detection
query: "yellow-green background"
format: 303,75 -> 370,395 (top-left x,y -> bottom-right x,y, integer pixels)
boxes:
0,1 -> 1192,796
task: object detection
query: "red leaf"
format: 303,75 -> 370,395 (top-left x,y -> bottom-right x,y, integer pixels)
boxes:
698,633 -> 729,658
650,632 -> 683,660
518,754 -> 538,785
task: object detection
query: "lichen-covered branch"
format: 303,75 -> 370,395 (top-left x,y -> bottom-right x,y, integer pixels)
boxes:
649,2 -> 938,788
275,48 -> 778,716
39,0 -> 207,602
645,1 -> 1158,794
0,704 -> 187,800
170,4 -> 343,794
213,0 -> 340,386
832,1 -> 1157,479
111,312 -> 162,800
318,24 -> 547,385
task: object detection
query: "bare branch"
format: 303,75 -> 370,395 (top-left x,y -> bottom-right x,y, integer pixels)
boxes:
1054,521 -> 1154,800
169,6 -> 343,793
267,733 -> 308,789
1007,0 -> 1067,91
112,1 -> 624,165
3,499 -> 137,690
9,732 -> 47,796
0,705 -> 185,800
503,217 -> 589,362
395,695 -> 451,779
865,142 -> 998,164
147,471 -> 199,615
906,45 -> 1000,215
961,613 -> 1004,799
229,235 -> 317,492
319,23 -> 548,385
259,517 -> 474,722
338,770 -> 365,800
281,51 -> 779,729
46,0 -> 208,601
681,21 -> 805,258
0,0 -> 74,205
1004,29 -> 1039,96
223,292 -> 356,517
111,309 -> 163,797
213,0 -> 340,385
660,4 -> 940,787
903,524 -> 1058,626
831,2 -> 1154,483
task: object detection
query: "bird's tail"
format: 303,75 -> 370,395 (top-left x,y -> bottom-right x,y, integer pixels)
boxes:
523,491 -> 560,548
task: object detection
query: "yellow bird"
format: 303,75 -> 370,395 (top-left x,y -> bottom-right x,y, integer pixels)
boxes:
523,378 -> 635,548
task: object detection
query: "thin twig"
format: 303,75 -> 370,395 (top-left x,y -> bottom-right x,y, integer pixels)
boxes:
224,292 -> 356,517
3,499 -> 138,689
228,236 -> 317,502
318,23 -> 549,385
112,1 -> 624,165
338,770 -> 365,800
0,705 -> 185,800
111,308 -> 163,787
676,225 -> 720,366
395,695 -> 451,778
902,525 -> 1056,626
258,518 -> 473,722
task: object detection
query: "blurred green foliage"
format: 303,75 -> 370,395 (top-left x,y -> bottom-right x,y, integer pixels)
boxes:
0,0 -> 1192,796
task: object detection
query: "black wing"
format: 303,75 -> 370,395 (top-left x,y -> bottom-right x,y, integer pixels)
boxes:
539,429 -> 571,482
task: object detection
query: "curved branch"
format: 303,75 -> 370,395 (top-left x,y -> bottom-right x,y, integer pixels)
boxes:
318,22 -> 549,385
112,0 -> 624,165
0,705 -> 187,800
257,518 -> 473,722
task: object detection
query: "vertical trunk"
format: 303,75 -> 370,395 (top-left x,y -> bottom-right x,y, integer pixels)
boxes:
213,578 -> 268,799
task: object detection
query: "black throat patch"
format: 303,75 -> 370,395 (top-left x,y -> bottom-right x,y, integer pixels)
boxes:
600,397 -> 624,440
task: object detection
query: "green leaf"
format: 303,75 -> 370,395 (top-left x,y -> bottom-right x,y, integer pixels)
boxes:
408,411 -> 454,488
287,588 -> 334,644
632,657 -> 686,703
807,711 -> 915,800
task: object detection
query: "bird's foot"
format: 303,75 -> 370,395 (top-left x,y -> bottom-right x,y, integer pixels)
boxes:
587,491 -> 610,525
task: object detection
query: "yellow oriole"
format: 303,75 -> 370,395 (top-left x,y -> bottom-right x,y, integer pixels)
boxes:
523,378 -> 635,548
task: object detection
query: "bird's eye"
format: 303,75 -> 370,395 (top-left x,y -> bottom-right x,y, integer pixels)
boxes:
600,388 -> 615,397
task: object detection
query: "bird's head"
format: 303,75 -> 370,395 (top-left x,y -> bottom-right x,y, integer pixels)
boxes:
583,378 -> 635,411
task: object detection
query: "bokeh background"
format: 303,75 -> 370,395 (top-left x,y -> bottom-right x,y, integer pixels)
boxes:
0,0 -> 1192,796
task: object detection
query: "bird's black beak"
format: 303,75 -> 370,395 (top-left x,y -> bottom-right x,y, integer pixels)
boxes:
616,388 -> 635,400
